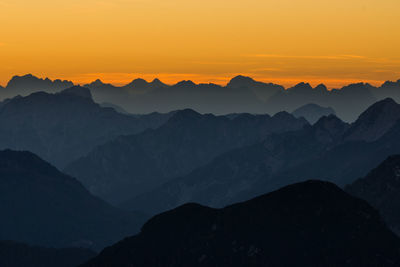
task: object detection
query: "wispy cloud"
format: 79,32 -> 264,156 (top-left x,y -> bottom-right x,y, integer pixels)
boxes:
244,54 -> 366,60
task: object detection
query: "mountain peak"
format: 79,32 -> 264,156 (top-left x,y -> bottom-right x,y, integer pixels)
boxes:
289,82 -> 313,92
227,75 -> 256,88
175,80 -> 196,87
314,83 -> 328,92
59,86 -> 92,99
344,98 -> 400,142
127,78 -> 149,87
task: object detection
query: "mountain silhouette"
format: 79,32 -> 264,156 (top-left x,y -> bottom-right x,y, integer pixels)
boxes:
3,74 -> 400,121
0,150 -> 147,250
0,74 -> 73,99
65,109 -> 308,204
81,181 -> 400,267
0,241 -> 95,267
346,155 -> 400,234
343,98 -> 400,142
226,75 -> 284,101
292,103 -> 336,124
0,86 -> 173,167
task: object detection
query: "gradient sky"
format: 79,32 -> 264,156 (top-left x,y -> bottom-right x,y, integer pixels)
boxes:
1,0 -> 399,88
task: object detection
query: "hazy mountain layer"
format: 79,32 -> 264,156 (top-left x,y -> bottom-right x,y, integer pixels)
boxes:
0,86 -> 173,168
65,109 -> 308,204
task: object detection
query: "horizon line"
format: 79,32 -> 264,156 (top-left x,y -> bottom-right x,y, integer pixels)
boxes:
1,73 -> 399,90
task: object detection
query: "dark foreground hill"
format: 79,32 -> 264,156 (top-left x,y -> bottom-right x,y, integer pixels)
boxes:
0,241 -> 95,267
0,150 -> 146,250
346,155 -> 400,234
81,181 -> 400,267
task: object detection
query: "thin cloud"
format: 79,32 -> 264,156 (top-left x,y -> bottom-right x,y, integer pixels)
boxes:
244,54 -> 366,60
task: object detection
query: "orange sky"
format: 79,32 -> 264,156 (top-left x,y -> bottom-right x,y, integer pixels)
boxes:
0,0 -> 399,88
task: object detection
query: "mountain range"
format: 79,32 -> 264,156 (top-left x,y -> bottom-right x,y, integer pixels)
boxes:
122,98 -> 400,214
3,74 -> 400,121
0,150 -> 147,250
81,180 -> 400,267
65,109 -> 308,204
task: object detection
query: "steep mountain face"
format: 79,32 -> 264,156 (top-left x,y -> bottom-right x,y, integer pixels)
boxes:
0,150 -> 147,250
81,181 -> 400,267
292,103 -> 336,124
346,155 -> 400,234
344,98 -> 400,142
0,74 -> 73,99
0,241 -> 96,267
0,86 -> 172,168
122,115 -> 349,214
65,109 -> 308,204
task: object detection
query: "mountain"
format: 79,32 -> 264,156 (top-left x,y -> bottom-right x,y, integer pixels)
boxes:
121,80 -> 269,114
65,109 -> 308,204
226,75 -> 284,101
372,79 -> 400,102
0,241 -> 95,267
265,82 -> 377,122
344,98 -> 400,142
0,150 -> 147,250
346,155 -> 400,234
0,86 -> 173,168
85,78 -> 168,108
292,103 -> 336,124
81,181 -> 400,267
125,98 -> 400,215
122,114 -> 349,214
0,74 -> 73,99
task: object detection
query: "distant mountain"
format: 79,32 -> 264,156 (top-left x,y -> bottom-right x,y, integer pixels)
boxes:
292,103 -> 336,124
0,86 -> 173,167
226,75 -> 284,101
65,109 -> 308,204
0,150 -> 147,250
0,74 -> 73,99
121,80 -> 269,114
266,82 -> 377,122
3,74 -> 400,121
0,241 -> 95,267
122,114 -> 349,214
126,99 -> 400,214
372,79 -> 400,102
343,98 -> 400,142
346,155 -> 400,234
81,181 -> 400,267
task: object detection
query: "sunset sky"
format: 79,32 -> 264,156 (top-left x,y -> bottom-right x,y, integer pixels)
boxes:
0,0 -> 399,88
